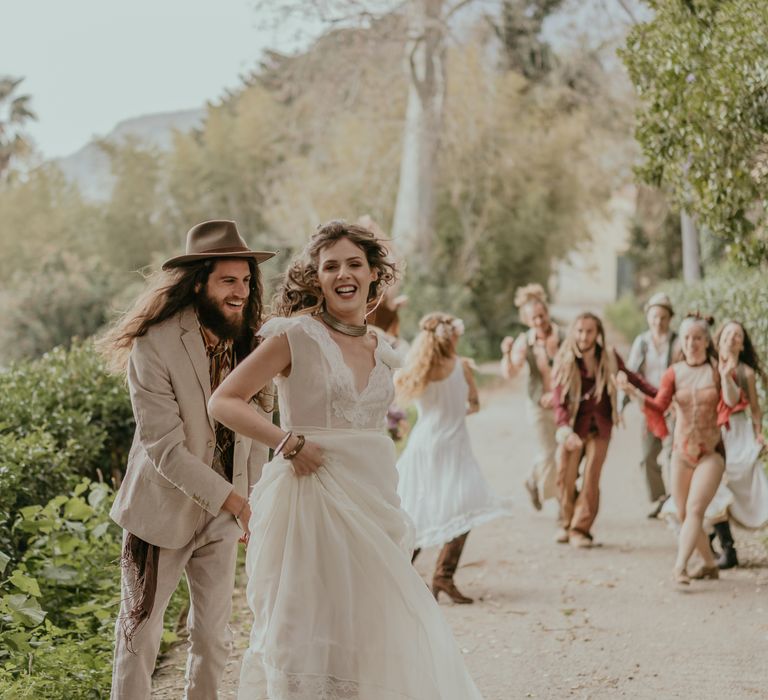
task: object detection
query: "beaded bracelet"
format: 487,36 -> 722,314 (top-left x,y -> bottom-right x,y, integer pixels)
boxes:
274,430 -> 293,456
283,434 -> 306,460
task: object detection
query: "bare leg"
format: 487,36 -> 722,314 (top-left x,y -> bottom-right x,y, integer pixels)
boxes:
674,453 -> 724,574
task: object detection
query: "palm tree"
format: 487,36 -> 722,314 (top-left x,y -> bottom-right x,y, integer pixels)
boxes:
0,76 -> 37,176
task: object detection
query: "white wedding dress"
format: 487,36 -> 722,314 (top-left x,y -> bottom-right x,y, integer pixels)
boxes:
238,315 -> 484,700
396,360 -> 513,549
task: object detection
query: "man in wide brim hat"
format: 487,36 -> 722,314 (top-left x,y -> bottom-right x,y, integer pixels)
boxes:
107,219 -> 276,698
162,219 -> 276,269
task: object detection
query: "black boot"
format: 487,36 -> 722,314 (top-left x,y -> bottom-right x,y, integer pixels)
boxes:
714,521 -> 739,569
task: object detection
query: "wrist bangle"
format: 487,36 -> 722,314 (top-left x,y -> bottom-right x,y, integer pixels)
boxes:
283,434 -> 306,459
236,501 -> 248,520
274,430 -> 293,456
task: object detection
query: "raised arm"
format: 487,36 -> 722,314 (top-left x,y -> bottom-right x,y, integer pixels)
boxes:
500,333 -> 527,379
615,350 -> 657,397
718,355 -> 741,408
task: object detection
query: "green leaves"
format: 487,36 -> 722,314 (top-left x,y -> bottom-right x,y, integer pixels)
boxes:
620,0 -> 768,264
4,594 -> 46,628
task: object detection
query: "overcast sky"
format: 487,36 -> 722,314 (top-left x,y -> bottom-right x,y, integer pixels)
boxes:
3,0 -> 317,159
3,0 -> 638,160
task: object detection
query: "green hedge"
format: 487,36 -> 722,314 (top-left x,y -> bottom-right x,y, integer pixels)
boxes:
0,342 -> 133,561
0,481 -> 188,699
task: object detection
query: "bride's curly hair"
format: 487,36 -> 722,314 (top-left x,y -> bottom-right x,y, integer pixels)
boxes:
272,220 -> 397,317
395,312 -> 459,403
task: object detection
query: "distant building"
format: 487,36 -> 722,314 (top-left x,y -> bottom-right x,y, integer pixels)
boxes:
550,184 -> 635,316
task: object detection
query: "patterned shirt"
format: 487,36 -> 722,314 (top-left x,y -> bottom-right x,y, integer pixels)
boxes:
199,326 -> 236,482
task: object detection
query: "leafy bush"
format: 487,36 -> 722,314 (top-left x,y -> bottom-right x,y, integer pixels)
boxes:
0,481 -> 121,698
0,481 -> 188,699
604,293 -> 647,345
0,342 -> 133,562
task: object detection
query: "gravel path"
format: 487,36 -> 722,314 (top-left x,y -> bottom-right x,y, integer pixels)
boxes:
152,374 -> 768,699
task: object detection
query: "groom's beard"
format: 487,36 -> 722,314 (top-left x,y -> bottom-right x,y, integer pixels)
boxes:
195,289 -> 249,341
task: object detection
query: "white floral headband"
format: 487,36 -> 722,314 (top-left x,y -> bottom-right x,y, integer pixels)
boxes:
434,318 -> 465,339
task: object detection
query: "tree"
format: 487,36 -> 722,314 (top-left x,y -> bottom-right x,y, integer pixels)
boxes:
0,77 -> 36,177
620,0 -> 768,265
489,0 -> 565,79
626,184 -> 683,291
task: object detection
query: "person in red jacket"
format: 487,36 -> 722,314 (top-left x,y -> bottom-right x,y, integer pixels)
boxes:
552,312 -> 656,548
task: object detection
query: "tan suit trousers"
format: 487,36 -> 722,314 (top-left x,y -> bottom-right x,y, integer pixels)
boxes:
111,510 -> 240,699
527,401 -> 558,501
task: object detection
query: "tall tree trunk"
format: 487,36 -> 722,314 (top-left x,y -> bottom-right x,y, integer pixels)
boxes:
391,0 -> 446,264
680,208 -> 702,282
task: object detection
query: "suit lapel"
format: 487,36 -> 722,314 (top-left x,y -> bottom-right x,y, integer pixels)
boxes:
179,307 -> 215,432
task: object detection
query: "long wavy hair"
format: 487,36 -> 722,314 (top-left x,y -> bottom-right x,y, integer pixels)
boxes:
714,319 -> 766,384
553,312 -> 609,401
99,258 -> 264,373
272,220 -> 397,317
395,312 -> 458,403
514,283 -> 548,326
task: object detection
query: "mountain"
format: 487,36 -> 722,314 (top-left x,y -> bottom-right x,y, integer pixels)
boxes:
55,108 -> 204,201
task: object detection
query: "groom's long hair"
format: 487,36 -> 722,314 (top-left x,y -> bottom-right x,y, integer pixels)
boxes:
99,258 -> 264,373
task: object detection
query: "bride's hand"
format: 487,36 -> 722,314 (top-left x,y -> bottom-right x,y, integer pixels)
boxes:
287,438 -> 324,476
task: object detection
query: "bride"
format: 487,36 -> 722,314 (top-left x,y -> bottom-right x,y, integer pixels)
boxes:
209,220 -> 484,699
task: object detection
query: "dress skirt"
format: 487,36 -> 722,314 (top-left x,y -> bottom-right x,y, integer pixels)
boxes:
238,427 -> 484,700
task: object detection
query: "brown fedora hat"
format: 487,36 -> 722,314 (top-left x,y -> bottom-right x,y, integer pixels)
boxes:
162,220 -> 277,270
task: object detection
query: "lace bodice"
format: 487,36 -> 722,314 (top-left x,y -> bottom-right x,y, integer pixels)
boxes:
258,315 -> 401,430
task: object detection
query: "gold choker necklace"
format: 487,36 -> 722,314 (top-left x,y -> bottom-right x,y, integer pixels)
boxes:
320,309 -> 367,337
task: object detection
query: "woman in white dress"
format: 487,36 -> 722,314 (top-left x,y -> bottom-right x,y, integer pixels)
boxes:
710,320 -> 768,567
209,222 -> 484,699
395,313 -> 513,604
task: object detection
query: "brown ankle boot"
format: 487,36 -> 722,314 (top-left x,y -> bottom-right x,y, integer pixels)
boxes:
432,532 -> 473,604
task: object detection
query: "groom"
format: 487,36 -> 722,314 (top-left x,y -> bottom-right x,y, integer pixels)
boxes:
107,220 -> 276,699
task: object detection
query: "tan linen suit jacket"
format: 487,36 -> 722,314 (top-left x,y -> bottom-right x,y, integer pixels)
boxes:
110,306 -> 269,549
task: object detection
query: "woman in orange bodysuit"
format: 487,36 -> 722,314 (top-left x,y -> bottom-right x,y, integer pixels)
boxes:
619,314 -> 741,584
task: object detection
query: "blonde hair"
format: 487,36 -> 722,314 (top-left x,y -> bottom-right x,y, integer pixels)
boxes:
514,283 -> 548,325
395,312 -> 459,402
553,312 -> 609,402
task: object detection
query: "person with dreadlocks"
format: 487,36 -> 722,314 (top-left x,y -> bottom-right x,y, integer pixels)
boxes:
102,220 -> 276,699
552,312 -> 657,549
619,314 -> 742,585
396,312 -> 513,604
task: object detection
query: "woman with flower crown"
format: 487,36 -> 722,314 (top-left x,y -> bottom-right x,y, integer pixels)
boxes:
395,313 -> 513,604
209,223 -> 484,699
